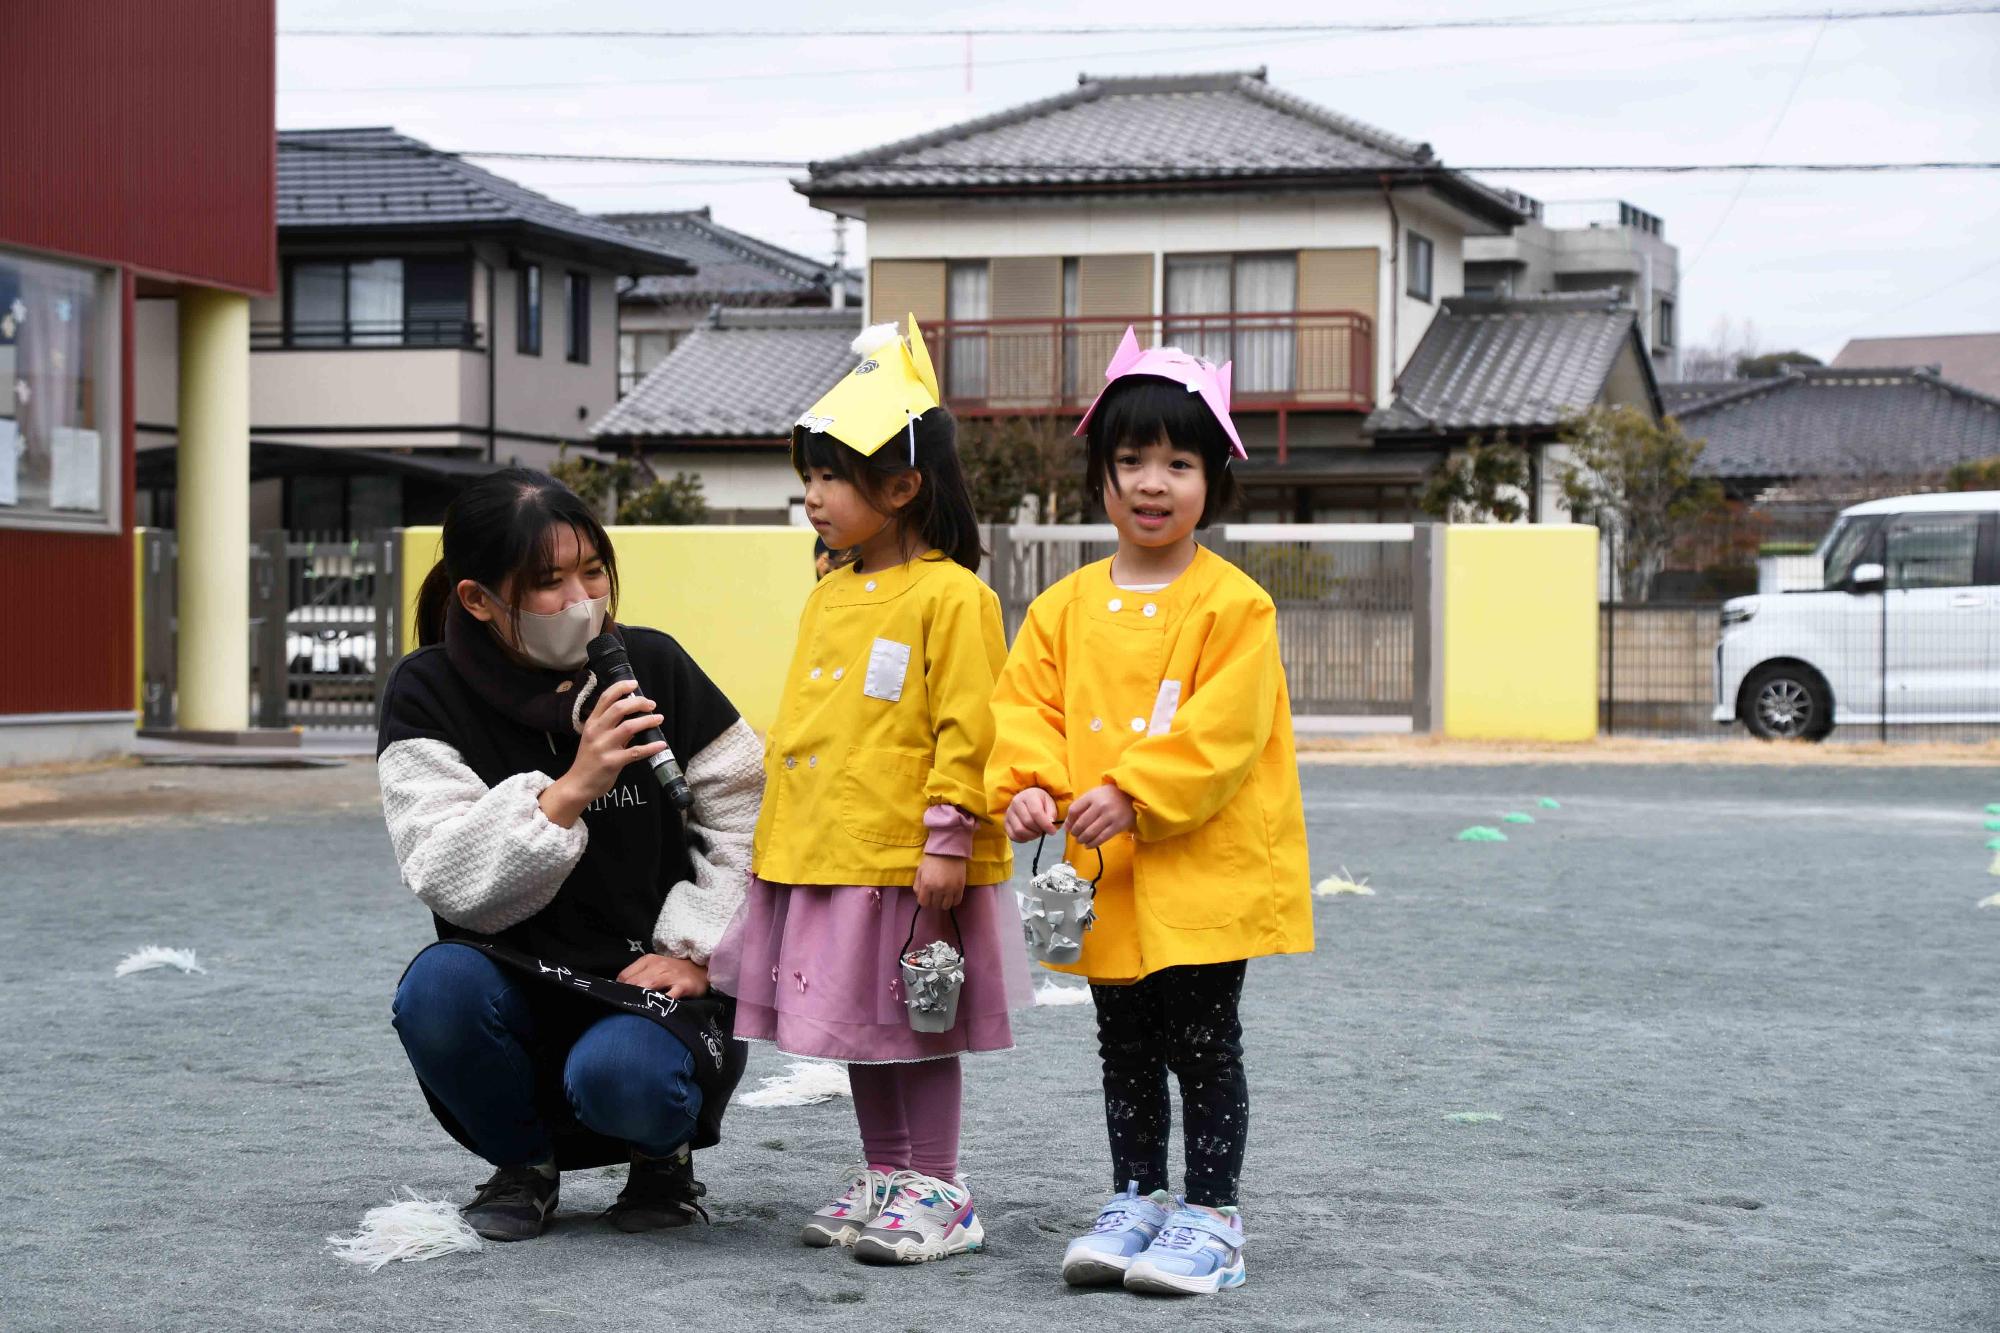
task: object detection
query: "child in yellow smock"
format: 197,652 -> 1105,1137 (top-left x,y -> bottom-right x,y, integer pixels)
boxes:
986,329 -> 1312,1298
708,318 -> 1025,1268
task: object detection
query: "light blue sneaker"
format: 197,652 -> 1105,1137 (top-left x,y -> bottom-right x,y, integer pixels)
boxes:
1060,1181 -> 1174,1286
1123,1204 -> 1246,1295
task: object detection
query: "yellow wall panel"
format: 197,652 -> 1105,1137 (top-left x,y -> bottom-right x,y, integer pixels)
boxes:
400,525 -> 816,733
1441,524 -> 1598,742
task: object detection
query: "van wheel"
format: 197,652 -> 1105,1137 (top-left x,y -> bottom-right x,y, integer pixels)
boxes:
1740,665 -> 1832,741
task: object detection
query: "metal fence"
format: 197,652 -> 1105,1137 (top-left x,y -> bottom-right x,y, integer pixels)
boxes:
139,529 -> 399,731
987,523 -> 1423,720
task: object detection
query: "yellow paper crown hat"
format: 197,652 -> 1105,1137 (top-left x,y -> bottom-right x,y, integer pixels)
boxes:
794,314 -> 941,462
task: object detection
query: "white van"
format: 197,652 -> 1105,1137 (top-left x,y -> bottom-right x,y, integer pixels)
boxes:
1713,491 -> 2000,739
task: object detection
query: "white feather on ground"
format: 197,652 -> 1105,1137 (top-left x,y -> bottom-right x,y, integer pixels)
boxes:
1034,979 -> 1092,1006
327,1193 -> 484,1271
738,1060 -> 852,1108
1979,892 -> 2000,909
1314,868 -> 1376,897
114,946 -> 207,977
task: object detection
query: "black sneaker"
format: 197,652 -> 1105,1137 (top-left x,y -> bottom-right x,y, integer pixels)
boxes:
604,1146 -> 710,1233
462,1164 -> 559,1242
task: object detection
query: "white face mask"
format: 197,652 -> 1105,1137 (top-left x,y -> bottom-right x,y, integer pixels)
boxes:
482,587 -> 608,671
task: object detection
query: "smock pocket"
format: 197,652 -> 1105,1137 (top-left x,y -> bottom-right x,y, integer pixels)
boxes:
838,746 -> 930,846
1137,796 -> 1260,930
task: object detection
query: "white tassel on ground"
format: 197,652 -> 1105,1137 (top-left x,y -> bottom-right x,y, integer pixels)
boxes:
1314,868 -> 1375,897
327,1193 -> 484,1271
1034,979 -> 1092,1006
738,1060 -> 852,1107
114,946 -> 207,977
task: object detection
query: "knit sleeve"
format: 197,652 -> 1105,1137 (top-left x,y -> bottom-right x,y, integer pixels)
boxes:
652,717 -> 761,964
377,737 -> 588,933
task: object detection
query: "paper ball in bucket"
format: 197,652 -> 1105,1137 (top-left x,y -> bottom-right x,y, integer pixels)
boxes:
1022,835 -> 1104,966
899,908 -> 965,1033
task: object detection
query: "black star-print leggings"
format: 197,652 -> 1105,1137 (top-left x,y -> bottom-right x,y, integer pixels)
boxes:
1089,960 -> 1248,1208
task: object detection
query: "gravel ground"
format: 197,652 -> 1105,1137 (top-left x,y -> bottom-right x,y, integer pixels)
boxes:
3,760 -> 1997,1332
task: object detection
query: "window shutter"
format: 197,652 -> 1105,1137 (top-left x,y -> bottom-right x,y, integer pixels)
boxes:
1297,248 -> 1378,405
989,256 -> 1061,405
868,260 -> 946,333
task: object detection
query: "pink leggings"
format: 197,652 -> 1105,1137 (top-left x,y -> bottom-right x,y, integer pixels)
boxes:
848,1057 -> 963,1181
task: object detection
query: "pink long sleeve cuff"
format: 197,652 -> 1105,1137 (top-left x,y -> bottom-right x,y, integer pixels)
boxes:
922,804 -> 977,858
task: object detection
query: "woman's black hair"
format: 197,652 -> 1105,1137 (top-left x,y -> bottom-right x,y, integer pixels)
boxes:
792,406 -> 983,573
1083,375 -> 1240,529
413,467 -> 620,647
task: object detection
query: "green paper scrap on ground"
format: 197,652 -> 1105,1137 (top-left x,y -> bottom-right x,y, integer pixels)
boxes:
1444,1112 -> 1504,1125
1538,797 -> 1561,809
1502,812 -> 1535,825
1456,826 -> 1508,842
1986,836 -> 2000,851
1987,804 -> 2000,815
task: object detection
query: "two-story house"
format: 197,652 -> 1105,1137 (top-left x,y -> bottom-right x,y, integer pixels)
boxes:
796,69 -> 1533,522
134,128 -> 691,534
600,208 -> 858,397
1464,197 -> 1681,381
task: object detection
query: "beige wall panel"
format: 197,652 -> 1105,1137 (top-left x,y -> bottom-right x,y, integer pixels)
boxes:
989,256 -> 1061,404
1298,248 -> 1379,404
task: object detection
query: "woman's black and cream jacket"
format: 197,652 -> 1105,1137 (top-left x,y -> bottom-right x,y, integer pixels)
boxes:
376,611 -> 760,981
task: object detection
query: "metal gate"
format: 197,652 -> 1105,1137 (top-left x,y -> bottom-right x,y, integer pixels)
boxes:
138,529 -> 399,730
987,523 -> 1426,720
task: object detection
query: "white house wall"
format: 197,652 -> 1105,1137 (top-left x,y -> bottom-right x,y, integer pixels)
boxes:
647,450 -> 799,514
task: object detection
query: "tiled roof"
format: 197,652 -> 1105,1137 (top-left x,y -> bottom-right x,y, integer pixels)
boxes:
591,308 -> 863,442
1674,367 -> 2000,480
1365,292 -> 1658,437
277,128 -> 690,272
1832,332 -> 2000,398
601,209 -> 859,306
801,70 -> 1526,228
1660,380 -> 1743,415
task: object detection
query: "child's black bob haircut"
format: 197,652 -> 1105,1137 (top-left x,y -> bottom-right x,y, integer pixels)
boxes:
792,407 -> 983,573
1082,374 -> 1240,529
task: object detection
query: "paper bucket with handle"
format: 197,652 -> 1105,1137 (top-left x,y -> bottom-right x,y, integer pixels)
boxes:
899,904 -> 965,1033
1021,833 -> 1104,966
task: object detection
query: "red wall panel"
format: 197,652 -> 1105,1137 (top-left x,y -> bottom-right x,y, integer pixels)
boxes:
0,0 -> 276,294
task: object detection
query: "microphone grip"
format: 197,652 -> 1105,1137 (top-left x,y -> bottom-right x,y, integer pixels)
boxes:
594,653 -> 694,812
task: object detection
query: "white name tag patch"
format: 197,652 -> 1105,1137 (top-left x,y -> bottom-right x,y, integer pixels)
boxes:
1147,679 -> 1182,736
864,637 -> 912,702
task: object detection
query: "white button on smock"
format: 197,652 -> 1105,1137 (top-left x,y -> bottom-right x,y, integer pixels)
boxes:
1143,603 -> 1158,617
1090,717 -> 1104,732
809,668 -> 822,680
1130,718 -> 1146,732
808,755 -> 818,768
784,756 -> 797,769
833,667 -> 845,681
865,580 -> 877,592
1107,598 -> 1122,612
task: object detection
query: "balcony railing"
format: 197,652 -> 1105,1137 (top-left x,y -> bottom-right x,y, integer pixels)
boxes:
929,311 -> 1372,414
252,320 -> 485,351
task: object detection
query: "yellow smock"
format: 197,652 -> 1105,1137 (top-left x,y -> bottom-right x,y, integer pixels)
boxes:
986,547 -> 1313,982
753,551 -> 1012,887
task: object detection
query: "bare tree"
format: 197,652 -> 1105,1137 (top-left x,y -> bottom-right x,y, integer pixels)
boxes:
1559,405 -> 1722,601
1678,314 -> 1763,382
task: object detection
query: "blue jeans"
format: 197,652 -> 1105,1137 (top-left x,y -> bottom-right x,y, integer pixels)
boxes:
392,942 -> 702,1168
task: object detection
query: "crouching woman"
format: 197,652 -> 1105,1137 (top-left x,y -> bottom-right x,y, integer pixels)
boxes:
376,468 -> 761,1241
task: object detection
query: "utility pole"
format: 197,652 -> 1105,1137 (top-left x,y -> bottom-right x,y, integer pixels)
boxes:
830,217 -> 848,310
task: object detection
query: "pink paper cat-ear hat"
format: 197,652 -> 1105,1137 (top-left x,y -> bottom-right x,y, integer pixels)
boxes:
1073,326 -> 1247,460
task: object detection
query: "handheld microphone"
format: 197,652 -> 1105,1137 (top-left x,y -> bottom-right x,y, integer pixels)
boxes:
586,633 -> 694,811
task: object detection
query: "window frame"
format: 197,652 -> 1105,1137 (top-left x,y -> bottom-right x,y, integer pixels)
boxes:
1405,229 -> 1435,304
1656,295 -> 1676,349
0,244 -> 122,537
1885,511 -> 1985,592
280,254 -> 473,349
564,271 -> 590,365
517,263 -> 542,357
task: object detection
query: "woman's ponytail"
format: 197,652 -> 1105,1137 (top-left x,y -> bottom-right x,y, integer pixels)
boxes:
414,560 -> 456,647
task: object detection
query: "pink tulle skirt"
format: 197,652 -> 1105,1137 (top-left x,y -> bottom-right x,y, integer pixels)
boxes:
708,878 -> 1034,1064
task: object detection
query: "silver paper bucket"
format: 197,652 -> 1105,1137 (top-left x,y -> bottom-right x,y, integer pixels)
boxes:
900,906 -> 965,1033
1022,835 -> 1104,965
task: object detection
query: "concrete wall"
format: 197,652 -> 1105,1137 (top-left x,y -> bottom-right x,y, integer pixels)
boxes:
1440,524 -> 1599,741
644,450 -> 799,516
399,524 -> 817,732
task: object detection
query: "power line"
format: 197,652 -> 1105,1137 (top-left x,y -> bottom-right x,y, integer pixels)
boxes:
1683,18 -> 1830,277
274,141 -> 2000,174
281,6 -> 2000,38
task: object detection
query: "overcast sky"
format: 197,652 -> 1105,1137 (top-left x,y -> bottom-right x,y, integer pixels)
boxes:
276,0 -> 2000,366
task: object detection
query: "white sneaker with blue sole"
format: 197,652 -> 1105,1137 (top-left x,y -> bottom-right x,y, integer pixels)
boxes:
1061,1181 -> 1175,1287
1123,1204 -> 1246,1295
